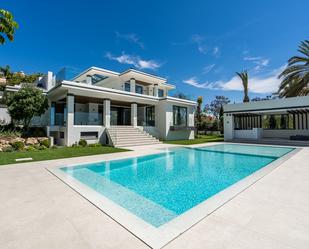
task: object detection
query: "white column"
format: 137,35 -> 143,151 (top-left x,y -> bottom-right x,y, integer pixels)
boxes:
103,99 -> 111,128
153,84 -> 158,97
131,103 -> 137,127
224,113 -> 234,141
66,94 -> 74,145
130,78 -> 136,93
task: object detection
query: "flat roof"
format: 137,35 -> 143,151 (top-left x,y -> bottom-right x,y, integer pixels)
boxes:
224,96 -> 309,113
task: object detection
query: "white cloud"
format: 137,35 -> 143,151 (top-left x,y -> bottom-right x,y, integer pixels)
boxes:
183,77 -> 210,88
213,46 -> 220,56
115,31 -> 144,49
202,64 -> 216,74
191,34 -> 208,54
183,66 -> 284,94
244,56 -> 269,71
106,52 -> 161,70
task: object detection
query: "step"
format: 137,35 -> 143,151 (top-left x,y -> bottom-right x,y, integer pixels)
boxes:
114,141 -> 162,147
112,137 -> 159,142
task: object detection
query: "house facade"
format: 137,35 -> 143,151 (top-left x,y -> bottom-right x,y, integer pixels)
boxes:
224,96 -> 309,145
5,67 -> 196,146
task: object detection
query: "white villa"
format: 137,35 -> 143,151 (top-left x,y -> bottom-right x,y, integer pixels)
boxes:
4,67 -> 196,147
224,96 -> 309,145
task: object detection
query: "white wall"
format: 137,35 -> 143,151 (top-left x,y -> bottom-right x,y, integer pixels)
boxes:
224,113 -> 234,141
0,106 -> 11,124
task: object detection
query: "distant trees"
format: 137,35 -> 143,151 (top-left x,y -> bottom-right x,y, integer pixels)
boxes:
0,9 -> 18,45
278,40 -> 309,97
195,96 -> 203,130
203,95 -> 230,133
0,65 -> 42,89
236,70 -> 250,102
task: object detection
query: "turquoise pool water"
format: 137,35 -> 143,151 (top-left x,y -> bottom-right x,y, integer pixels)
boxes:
61,144 -> 293,227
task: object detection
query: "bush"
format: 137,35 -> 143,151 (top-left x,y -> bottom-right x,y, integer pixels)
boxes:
26,146 -> 36,151
11,141 -> 24,151
78,139 -> 87,147
38,145 -> 47,150
51,145 -> 58,149
88,143 -> 102,147
40,138 -> 50,148
2,146 -> 14,152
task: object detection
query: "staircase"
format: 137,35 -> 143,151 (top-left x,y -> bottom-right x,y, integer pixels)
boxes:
107,126 -> 162,147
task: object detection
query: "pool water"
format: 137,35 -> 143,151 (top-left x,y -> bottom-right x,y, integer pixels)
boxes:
61,144 -> 293,227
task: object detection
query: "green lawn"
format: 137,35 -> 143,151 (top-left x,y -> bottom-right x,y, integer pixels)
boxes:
0,146 -> 129,166
163,134 -> 224,145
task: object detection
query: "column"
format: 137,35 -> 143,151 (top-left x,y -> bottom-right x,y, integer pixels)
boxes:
130,78 -> 136,93
131,103 -> 137,127
66,94 -> 74,145
153,84 -> 158,97
103,99 -> 110,128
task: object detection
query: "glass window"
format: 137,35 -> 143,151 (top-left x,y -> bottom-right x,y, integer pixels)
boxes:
146,106 -> 155,126
135,85 -> 143,94
124,82 -> 130,92
173,106 -> 187,127
158,89 -> 164,97
262,114 -> 294,129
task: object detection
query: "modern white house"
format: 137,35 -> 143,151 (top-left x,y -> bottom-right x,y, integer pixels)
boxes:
4,67 -> 196,147
224,96 -> 309,145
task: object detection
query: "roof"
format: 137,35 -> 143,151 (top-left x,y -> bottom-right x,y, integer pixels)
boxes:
224,96 -> 309,113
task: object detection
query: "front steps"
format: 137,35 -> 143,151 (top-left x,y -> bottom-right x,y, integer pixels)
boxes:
107,126 -> 161,147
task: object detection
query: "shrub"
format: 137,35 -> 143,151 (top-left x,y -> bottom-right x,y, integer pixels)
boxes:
2,146 -> 14,152
51,145 -> 58,149
78,139 -> 87,147
40,138 -> 50,148
11,141 -> 24,151
26,146 -> 36,151
38,145 -> 47,150
88,143 -> 102,147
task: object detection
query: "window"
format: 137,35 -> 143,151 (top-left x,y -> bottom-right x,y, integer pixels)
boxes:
158,89 -> 164,97
173,106 -> 187,127
135,85 -> 143,94
80,132 -> 98,139
124,82 -> 130,92
262,114 -> 294,129
146,106 -> 155,126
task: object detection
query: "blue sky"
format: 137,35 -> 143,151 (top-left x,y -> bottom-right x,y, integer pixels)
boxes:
1,0 -> 309,104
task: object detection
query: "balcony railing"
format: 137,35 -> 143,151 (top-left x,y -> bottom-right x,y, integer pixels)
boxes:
74,112 -> 103,125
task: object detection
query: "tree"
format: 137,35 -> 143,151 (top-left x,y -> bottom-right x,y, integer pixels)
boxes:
204,96 -> 230,119
204,96 -> 230,133
195,96 -> 203,130
0,65 -> 12,78
278,40 -> 309,97
0,9 -> 18,45
236,70 -> 249,102
6,84 -> 48,129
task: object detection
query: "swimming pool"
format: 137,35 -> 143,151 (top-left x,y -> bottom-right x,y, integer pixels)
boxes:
60,144 -> 294,227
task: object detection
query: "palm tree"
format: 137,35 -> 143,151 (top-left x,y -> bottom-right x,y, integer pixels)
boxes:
0,9 -> 19,45
236,70 -> 249,102
278,40 -> 309,97
0,65 -> 12,78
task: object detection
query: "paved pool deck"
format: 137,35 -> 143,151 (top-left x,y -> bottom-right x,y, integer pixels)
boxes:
1,142 -> 309,249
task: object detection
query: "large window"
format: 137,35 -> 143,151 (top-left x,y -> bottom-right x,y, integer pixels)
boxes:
124,82 -> 130,92
173,106 -> 187,127
262,114 -> 294,129
158,89 -> 164,97
145,106 -> 155,126
135,85 -> 143,94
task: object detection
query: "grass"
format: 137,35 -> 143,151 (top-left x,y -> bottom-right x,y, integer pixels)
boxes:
0,146 -> 129,166
163,134 -> 224,145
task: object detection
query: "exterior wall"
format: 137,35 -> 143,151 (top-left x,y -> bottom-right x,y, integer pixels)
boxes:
156,100 -> 195,140
263,129 -> 309,139
223,113 -> 234,141
234,128 -> 263,139
0,106 -> 11,124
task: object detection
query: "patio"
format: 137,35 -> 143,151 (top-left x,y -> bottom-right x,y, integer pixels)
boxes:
1,143 -> 309,249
